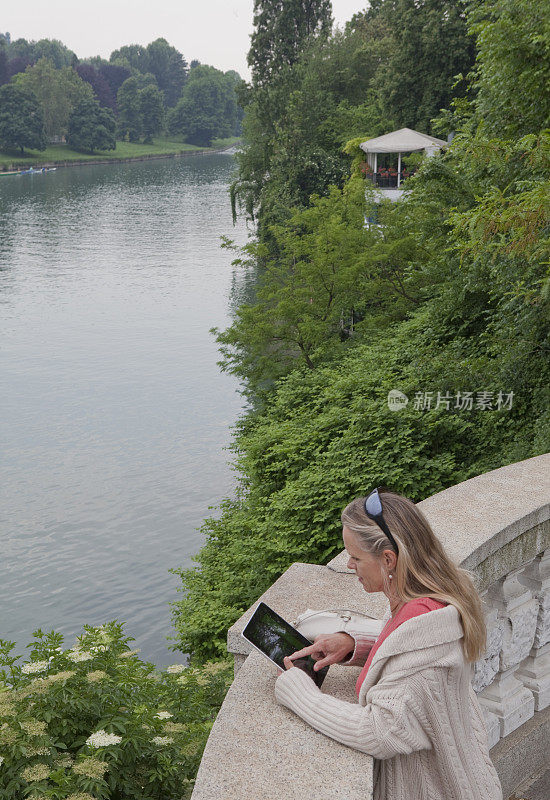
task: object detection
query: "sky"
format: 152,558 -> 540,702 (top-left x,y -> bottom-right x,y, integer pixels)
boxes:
2,1 -> 368,79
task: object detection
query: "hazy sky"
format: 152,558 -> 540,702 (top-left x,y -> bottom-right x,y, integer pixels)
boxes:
2,1 -> 368,79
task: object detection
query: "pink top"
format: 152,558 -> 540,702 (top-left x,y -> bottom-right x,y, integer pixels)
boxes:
355,597 -> 448,696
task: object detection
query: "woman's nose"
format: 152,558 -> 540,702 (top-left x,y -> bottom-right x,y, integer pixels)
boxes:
347,558 -> 355,571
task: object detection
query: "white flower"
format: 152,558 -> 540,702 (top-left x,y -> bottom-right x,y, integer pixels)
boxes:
21,661 -> 49,675
0,756 -> 4,766
86,730 -> 122,748
154,711 -> 173,720
166,664 -> 186,674
67,651 -> 93,663
118,648 -> 140,659
152,736 -> 174,746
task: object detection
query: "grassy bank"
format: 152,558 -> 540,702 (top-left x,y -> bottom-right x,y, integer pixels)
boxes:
0,136 -> 241,171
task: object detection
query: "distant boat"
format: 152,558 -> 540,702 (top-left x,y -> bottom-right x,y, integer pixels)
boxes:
18,166 -> 57,175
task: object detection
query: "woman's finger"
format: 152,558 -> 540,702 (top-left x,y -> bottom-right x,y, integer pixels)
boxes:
287,644 -> 320,660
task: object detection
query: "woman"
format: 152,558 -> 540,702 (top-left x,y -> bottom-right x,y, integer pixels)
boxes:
275,488 -> 503,800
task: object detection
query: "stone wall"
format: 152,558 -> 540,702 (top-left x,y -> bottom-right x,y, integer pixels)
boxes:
191,454 -> 550,800
474,550 -> 550,746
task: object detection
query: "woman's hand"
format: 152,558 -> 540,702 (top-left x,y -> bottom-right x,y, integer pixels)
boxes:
280,632 -> 355,672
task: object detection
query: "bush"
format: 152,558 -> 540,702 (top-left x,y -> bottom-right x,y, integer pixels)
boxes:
0,623 -> 232,799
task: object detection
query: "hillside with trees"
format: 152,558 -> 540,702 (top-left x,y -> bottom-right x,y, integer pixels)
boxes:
0,32 -> 242,155
171,0 -> 550,660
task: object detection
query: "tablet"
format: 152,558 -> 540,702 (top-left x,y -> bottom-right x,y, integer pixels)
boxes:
242,601 -> 329,688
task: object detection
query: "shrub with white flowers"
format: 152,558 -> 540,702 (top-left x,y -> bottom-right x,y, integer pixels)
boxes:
0,623 -> 233,800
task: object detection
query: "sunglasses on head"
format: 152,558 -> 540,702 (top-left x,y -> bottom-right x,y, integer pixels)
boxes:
364,487 -> 399,554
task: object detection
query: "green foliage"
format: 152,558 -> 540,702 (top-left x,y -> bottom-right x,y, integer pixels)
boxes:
142,38 -> 188,107
366,0 -> 476,133
13,59 -> 94,139
469,0 -> 550,139
168,67 -> 238,147
0,624 -> 233,800
139,85 -> 165,143
67,100 -> 116,153
1,36 -> 76,68
248,0 -> 332,88
216,175 -> 390,390
172,119 -> 550,660
0,83 -> 46,153
110,39 -> 188,107
32,39 -> 76,69
116,77 -> 142,142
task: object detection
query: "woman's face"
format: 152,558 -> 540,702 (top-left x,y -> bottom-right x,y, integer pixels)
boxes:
343,526 -> 385,593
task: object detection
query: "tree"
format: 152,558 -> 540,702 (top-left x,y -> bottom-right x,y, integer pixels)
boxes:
0,83 -> 47,153
67,98 -> 116,152
109,43 -> 148,73
117,76 -> 142,141
76,63 -> 116,110
469,0 -> 550,138
367,0 -> 476,133
248,0 -> 333,88
33,38 -> 76,68
0,38 -> 8,86
168,66 -> 236,146
13,59 -> 93,139
139,84 -> 164,142
7,37 -> 33,62
145,38 -> 188,106
97,61 -> 132,101
7,55 -> 32,79
217,176 -> 373,386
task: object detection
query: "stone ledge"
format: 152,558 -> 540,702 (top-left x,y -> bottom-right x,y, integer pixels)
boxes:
490,704 -> 550,799
228,562 -> 389,661
191,648 -> 374,800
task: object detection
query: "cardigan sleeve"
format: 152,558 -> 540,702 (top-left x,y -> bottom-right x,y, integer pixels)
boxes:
338,617 -> 386,667
275,666 -> 432,759
338,631 -> 378,667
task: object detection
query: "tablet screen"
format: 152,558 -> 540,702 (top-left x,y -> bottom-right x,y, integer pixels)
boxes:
242,602 -> 329,687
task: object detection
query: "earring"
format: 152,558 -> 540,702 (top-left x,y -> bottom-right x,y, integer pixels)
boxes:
389,573 -> 393,579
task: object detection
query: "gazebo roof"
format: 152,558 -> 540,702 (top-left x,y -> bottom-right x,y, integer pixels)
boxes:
360,127 -> 447,154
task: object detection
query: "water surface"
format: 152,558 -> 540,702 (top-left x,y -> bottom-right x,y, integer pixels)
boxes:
0,154 -> 248,665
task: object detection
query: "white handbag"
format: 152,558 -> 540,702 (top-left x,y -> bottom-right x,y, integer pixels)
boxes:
293,608 -> 384,641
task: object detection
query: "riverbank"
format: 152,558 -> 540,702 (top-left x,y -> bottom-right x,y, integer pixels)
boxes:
0,136 -> 241,172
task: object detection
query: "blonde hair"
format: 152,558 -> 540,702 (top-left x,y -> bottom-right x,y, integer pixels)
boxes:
341,490 -> 486,662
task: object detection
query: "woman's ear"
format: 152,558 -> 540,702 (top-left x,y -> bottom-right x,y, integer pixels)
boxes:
383,549 -> 397,571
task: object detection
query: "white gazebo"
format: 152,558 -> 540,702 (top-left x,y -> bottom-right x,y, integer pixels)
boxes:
360,127 -> 447,195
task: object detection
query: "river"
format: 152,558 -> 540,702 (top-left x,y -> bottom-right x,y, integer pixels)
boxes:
0,154 -> 249,666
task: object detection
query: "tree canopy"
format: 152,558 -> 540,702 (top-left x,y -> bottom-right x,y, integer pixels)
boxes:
117,76 -> 143,141
13,58 -> 93,139
110,38 -> 188,107
0,83 -> 47,153
248,0 -> 333,87
168,66 -> 239,146
67,98 -> 116,153
75,63 -> 116,110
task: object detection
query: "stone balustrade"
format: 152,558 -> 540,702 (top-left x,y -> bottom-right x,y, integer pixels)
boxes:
191,454 -> 550,800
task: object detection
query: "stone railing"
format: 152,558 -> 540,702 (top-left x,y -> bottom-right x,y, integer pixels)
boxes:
191,454 -> 550,800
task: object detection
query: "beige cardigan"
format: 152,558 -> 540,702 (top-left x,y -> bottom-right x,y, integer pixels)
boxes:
275,604 -> 503,800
